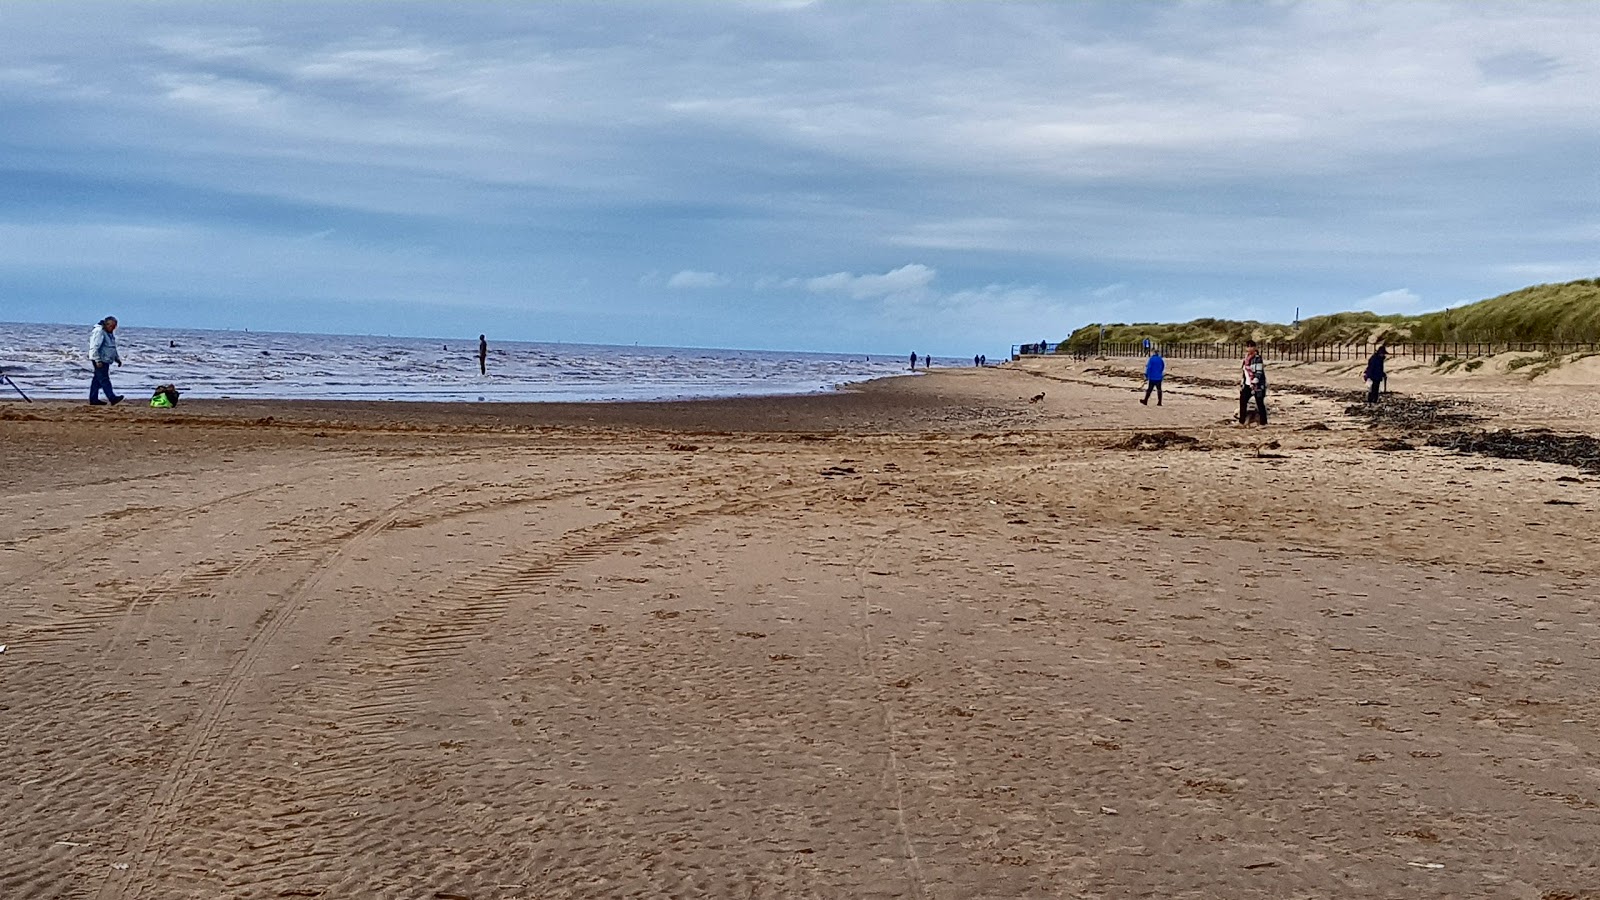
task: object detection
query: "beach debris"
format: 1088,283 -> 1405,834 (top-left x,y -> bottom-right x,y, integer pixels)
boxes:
1254,439 -> 1288,459
820,465 -> 857,476
1372,438 -> 1415,452
0,644 -> 6,654
1099,806 -> 1118,815
1344,397 -> 1477,429
1407,862 -> 1445,870
1428,429 -> 1600,474
1546,499 -> 1581,506
1242,861 -> 1280,870
667,442 -> 699,452
1110,431 -> 1202,451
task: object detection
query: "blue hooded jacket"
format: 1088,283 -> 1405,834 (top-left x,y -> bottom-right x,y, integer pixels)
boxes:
1145,352 -> 1165,382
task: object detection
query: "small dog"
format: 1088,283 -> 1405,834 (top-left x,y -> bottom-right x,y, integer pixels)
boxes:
1029,392 -> 1046,404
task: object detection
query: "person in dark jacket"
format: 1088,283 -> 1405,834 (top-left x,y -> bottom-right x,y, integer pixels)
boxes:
1141,348 -> 1165,406
1364,344 -> 1387,403
478,334 -> 488,375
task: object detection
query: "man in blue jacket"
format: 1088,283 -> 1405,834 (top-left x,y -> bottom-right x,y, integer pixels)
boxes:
1141,347 -> 1165,406
88,316 -> 124,406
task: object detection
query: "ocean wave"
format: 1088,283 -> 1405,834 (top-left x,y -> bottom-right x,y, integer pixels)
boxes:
1,323 -> 936,403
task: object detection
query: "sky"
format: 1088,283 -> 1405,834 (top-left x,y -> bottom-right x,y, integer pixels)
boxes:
1,1 -> 1597,356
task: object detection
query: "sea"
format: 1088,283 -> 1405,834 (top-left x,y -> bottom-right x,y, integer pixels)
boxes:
0,322 -> 952,403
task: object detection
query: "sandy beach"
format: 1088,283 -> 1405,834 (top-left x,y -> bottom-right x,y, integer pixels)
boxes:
4,359 -> 1599,899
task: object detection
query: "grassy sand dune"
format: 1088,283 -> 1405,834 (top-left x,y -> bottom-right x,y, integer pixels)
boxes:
1065,278 -> 1600,350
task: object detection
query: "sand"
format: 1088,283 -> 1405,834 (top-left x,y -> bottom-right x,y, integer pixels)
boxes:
3,360 -> 1598,899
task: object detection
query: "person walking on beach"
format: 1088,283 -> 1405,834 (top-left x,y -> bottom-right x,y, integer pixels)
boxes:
88,316 -> 124,406
1363,343 -> 1387,404
1141,347 -> 1165,406
1239,340 -> 1267,425
477,334 -> 488,376
910,352 -> 918,371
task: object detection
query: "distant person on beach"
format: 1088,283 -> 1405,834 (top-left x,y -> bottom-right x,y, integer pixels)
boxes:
1239,340 -> 1267,425
974,355 -> 980,367
88,316 -> 124,406
980,354 -> 987,366
1364,344 -> 1387,403
478,334 -> 488,375
910,352 -> 918,371
1141,348 -> 1165,406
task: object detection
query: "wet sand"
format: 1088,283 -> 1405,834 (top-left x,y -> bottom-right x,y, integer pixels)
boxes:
3,362 -> 1598,898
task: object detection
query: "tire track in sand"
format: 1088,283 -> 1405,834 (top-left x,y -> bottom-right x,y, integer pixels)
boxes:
91,469 -> 707,900
205,481 -> 827,899
92,478 -> 464,900
0,481 -> 285,594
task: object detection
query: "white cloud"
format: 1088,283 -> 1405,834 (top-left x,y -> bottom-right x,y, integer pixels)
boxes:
806,264 -> 936,299
666,270 -> 730,289
1358,288 -> 1424,312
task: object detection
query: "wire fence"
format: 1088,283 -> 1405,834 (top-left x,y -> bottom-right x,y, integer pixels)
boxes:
1014,341 -> 1600,362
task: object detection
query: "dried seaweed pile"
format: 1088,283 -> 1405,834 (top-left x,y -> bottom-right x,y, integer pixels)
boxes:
1342,397 -> 1479,430
1427,430 -> 1600,474
1110,431 -> 1203,451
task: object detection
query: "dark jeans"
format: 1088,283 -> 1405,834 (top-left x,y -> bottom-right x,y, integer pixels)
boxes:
1239,386 -> 1267,425
1143,380 -> 1163,404
1367,378 -> 1382,403
89,362 -> 119,403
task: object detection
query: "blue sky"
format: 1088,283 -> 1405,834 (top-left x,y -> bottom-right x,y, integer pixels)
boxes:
2,1 -> 1596,356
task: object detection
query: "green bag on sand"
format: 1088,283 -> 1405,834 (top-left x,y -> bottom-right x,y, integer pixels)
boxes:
150,384 -> 180,408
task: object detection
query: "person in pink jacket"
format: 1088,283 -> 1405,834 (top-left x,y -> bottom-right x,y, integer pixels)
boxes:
1238,341 -> 1266,425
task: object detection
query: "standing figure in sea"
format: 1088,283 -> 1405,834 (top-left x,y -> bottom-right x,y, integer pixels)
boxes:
1141,347 -> 1165,406
478,334 -> 488,376
1239,340 -> 1267,425
1364,343 -> 1387,404
88,316 -> 124,406
909,352 -> 918,371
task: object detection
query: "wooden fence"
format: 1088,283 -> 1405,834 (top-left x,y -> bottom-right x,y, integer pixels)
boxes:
1017,341 -> 1600,363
